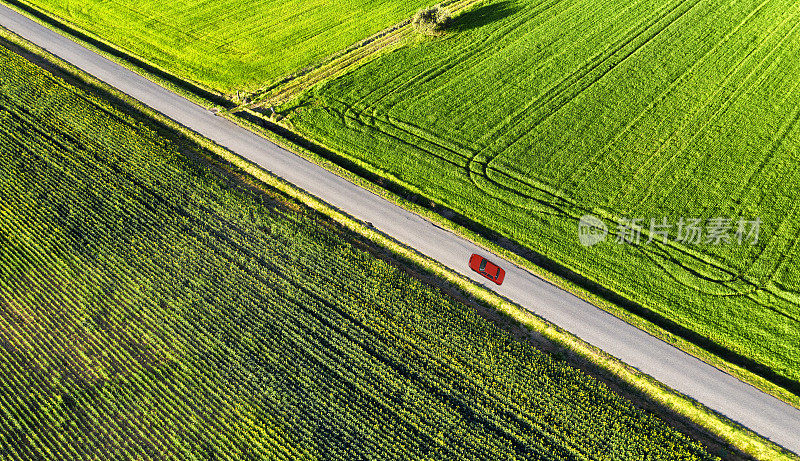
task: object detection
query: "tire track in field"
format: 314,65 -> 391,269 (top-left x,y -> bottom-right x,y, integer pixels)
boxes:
467,0 -> 703,167
612,17 -> 800,294
481,163 -> 785,301
728,101 -> 800,210
492,158 -> 800,309
465,0 -> 708,229
354,0 -> 702,208
512,2 -> 797,292
489,2 -> 800,304
743,142 -> 800,291
489,163 -> 738,287
522,193 -> 800,326
494,162 -> 800,325
761,186 -> 800,294
341,103 -> 576,218
726,51 -> 800,208
373,0 -> 623,145
319,95 -> 770,300
469,0 -> 678,150
336,104 -> 468,169
306,0 -> 800,313
566,0 -> 786,190
309,96 -> 573,218
701,101 -> 800,298
635,246 -> 800,327
611,1 -> 800,211
637,240 -> 800,325
489,164 -> 743,282
348,103 -> 473,165
337,103 -> 572,218
336,0 -> 630,152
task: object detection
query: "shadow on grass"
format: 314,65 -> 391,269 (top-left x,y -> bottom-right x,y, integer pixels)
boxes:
449,1 -> 522,32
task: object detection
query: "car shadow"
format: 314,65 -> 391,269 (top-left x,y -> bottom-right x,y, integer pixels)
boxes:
449,1 -> 522,32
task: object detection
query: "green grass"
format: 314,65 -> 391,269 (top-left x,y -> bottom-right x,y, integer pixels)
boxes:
0,44 -> 719,459
290,0 -> 800,389
15,0 -> 433,92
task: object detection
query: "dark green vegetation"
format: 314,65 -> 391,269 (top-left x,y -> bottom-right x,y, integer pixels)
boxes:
413,5 -> 453,35
12,0 -> 433,92
0,44 -> 719,459
290,0 -> 800,389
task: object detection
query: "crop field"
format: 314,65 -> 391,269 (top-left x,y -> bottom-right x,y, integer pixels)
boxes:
13,0 -> 432,92
290,0 -> 800,388
0,45 -> 718,459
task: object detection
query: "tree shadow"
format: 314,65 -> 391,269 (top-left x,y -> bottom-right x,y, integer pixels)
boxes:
449,1 -> 522,32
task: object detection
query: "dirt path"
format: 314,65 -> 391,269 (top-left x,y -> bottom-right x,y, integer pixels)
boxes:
234,0 -> 482,111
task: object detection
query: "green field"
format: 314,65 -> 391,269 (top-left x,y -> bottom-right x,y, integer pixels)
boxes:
12,0 -> 432,92
289,0 -> 800,387
0,44 -> 718,459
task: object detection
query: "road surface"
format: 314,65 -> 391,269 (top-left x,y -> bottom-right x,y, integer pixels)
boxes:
1,3 -> 798,454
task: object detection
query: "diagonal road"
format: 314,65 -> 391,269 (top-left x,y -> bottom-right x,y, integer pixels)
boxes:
2,3 -> 799,454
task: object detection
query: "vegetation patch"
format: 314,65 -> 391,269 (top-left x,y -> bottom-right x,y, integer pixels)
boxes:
0,43 -> 719,459
413,5 -> 453,34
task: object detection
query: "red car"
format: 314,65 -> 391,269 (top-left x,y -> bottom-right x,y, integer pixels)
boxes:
469,254 -> 505,285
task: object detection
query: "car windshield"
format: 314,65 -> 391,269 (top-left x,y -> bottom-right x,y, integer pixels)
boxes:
479,259 -> 487,272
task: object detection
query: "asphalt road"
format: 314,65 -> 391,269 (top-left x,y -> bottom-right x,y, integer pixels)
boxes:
2,3 -> 799,454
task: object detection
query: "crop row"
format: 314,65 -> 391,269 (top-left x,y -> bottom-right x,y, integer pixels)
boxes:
0,46 -> 714,459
